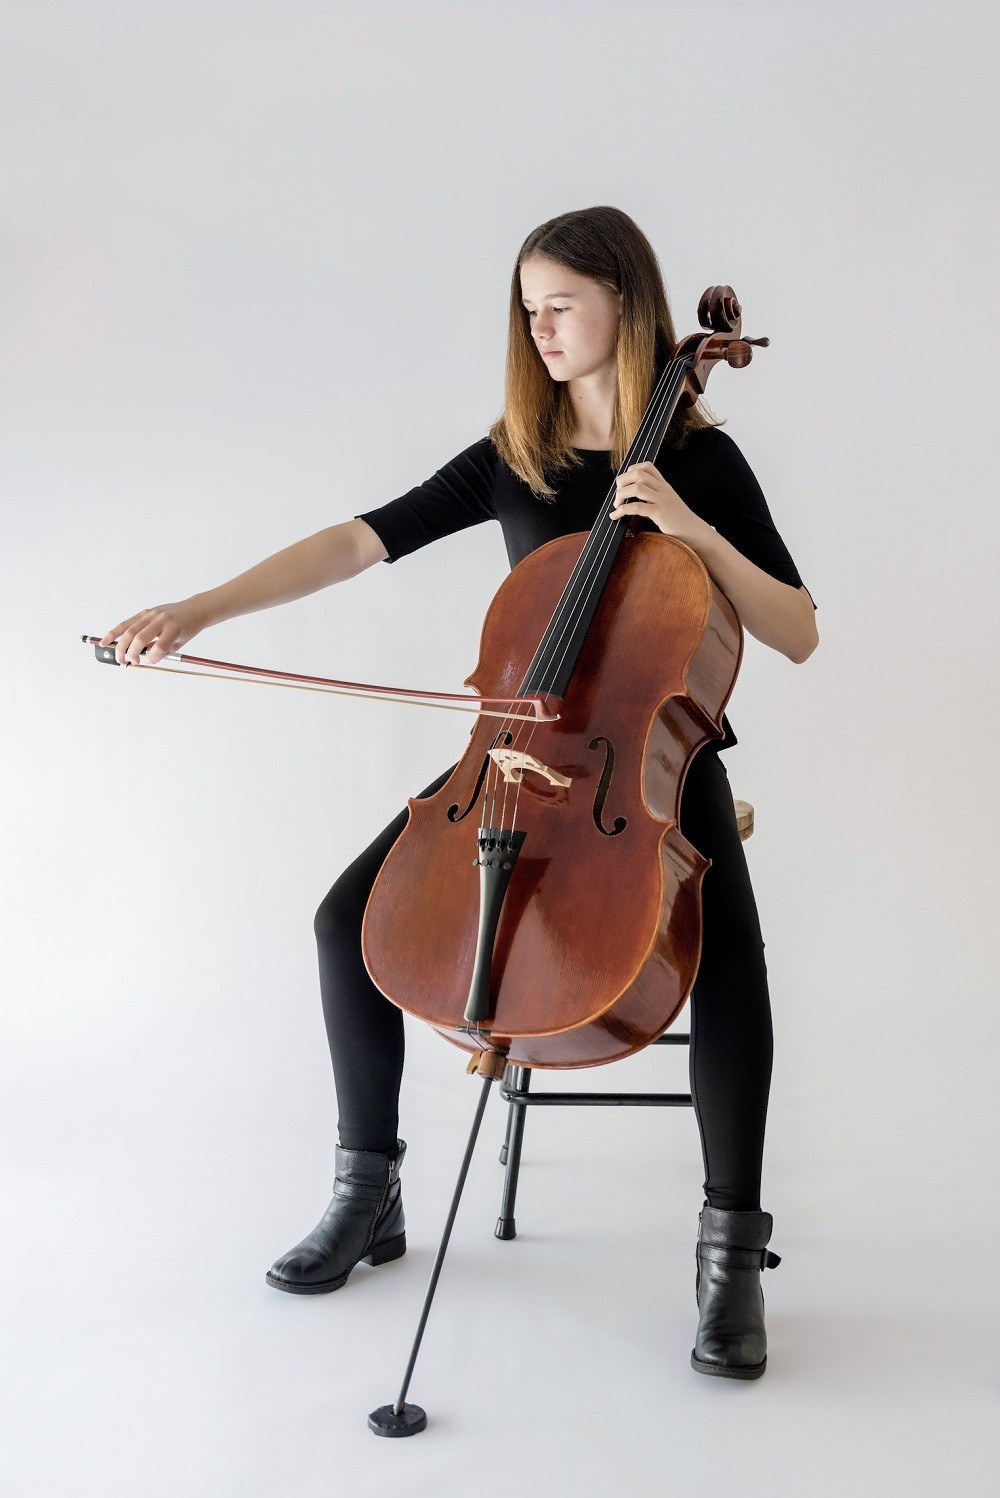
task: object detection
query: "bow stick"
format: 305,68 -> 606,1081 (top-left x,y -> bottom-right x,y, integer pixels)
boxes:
80,636 -> 559,722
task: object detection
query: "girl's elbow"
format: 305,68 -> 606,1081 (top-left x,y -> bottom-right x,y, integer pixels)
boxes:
789,625 -> 819,665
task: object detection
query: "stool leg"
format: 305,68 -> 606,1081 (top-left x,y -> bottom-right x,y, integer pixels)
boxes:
496,1067 -> 531,1241
499,1086 -> 516,1166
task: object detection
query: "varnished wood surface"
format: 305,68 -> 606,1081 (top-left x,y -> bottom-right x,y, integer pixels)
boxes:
361,529 -> 743,1070
733,799 -> 754,840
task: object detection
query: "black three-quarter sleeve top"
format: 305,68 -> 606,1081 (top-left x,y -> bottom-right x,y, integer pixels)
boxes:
358,426 -> 815,752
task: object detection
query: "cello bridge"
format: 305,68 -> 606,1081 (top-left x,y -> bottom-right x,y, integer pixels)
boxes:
488,748 -> 572,788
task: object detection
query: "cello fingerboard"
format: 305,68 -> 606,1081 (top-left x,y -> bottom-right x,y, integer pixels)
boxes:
519,355 -> 693,701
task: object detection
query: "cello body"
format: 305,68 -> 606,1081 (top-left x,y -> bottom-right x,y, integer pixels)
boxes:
361,525 -> 743,1069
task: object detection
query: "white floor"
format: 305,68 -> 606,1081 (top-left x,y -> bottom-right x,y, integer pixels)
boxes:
4,1010 -> 996,1498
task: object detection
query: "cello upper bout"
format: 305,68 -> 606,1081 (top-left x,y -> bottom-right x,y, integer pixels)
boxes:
463,533 -> 590,703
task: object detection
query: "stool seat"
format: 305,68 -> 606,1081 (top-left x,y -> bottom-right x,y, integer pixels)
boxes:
733,798 -> 754,841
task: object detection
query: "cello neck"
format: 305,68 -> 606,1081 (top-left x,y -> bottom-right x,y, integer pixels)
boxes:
518,353 -> 694,702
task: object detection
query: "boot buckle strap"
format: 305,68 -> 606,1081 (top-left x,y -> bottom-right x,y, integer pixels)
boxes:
332,1179 -> 386,1204
698,1244 -> 781,1270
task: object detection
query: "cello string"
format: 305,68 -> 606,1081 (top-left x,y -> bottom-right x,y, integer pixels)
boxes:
478,362 -> 687,834
535,359 -> 685,668
520,364 -> 679,690
482,722 -> 520,832
499,744 -> 512,832
485,649 -> 549,833
485,727 -> 507,831
545,361 -> 688,681
492,711 -> 528,836
522,361 -> 687,693
481,726 -> 507,832
473,357 -> 687,833
542,363 -> 688,688
526,361 -> 689,696
482,735 -> 498,831
509,720 -> 538,834
498,716 -> 525,833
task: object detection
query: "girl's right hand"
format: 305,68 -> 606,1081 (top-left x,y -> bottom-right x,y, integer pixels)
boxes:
99,597 -> 210,666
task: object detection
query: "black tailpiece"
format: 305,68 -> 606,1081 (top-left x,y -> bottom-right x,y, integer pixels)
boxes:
463,827 -> 526,1025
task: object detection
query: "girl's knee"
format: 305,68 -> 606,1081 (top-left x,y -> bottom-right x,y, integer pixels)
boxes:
314,875 -> 366,949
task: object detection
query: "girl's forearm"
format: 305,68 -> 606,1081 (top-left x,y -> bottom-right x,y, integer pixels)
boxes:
195,518 -> 388,626
694,523 -> 818,664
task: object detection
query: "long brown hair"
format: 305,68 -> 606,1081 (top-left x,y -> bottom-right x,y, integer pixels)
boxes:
489,206 -> 722,498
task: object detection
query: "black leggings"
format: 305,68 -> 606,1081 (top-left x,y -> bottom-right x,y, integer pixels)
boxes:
315,746 -> 773,1212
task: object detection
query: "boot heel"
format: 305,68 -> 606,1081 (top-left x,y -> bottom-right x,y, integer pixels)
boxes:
363,1232 -> 406,1267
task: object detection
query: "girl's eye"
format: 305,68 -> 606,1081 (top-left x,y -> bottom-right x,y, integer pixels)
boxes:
526,307 -> 568,317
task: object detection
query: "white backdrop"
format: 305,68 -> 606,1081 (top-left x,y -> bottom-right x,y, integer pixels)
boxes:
3,3 -> 998,1495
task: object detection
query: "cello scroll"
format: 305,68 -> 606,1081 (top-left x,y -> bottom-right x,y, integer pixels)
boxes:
673,284 -> 770,402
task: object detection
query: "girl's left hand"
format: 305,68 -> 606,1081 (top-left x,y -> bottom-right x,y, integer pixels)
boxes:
610,462 -> 708,550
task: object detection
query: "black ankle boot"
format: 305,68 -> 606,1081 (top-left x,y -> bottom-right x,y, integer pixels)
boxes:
266,1139 -> 407,1295
690,1203 -> 781,1380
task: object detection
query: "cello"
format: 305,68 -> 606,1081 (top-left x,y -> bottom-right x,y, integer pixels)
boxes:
362,285 -> 767,1072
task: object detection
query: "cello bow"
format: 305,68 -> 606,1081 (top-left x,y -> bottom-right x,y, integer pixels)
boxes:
80,636 -> 559,722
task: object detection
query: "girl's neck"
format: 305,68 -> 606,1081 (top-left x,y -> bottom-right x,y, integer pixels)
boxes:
566,365 -> 617,450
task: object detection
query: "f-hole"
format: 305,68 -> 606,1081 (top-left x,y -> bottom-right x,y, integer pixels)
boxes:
589,736 -> 627,836
448,731 -> 513,823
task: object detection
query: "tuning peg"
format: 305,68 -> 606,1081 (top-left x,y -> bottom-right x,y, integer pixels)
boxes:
723,341 -> 752,368
716,335 -> 770,369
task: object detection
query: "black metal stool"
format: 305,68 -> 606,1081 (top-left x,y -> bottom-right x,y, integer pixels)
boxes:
493,795 -> 755,1240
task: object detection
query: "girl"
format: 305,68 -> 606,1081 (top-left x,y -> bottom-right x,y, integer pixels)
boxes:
101,205 -> 818,1380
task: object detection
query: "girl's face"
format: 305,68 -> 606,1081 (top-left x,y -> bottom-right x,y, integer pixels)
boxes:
519,254 -> 623,384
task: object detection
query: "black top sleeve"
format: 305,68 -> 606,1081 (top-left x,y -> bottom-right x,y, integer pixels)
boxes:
357,437 -> 498,562
358,424 -> 816,612
676,429 -> 816,609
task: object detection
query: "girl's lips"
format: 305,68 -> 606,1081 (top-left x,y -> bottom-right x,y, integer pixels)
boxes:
542,351 -> 562,358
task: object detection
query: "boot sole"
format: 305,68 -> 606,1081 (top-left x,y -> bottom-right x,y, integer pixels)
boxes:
690,1350 -> 767,1380
265,1233 -> 406,1295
